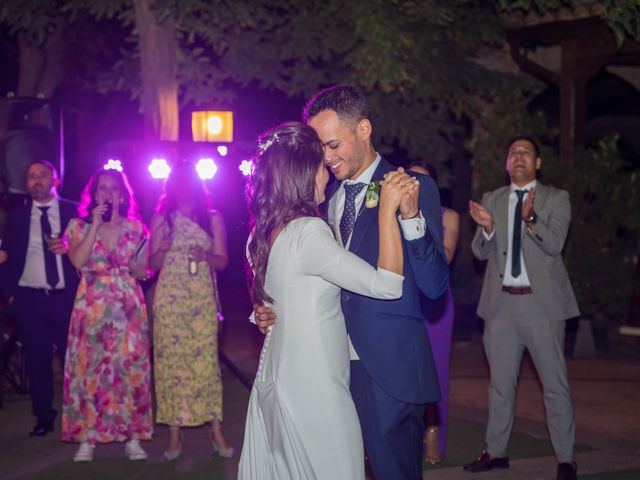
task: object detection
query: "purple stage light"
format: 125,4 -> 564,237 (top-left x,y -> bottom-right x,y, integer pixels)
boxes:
239,159 -> 253,176
196,158 -> 218,180
217,145 -> 228,157
148,158 -> 171,179
103,159 -> 123,172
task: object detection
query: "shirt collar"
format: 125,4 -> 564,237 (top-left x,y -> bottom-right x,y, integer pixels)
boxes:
32,196 -> 58,209
510,179 -> 536,193
343,153 -> 381,187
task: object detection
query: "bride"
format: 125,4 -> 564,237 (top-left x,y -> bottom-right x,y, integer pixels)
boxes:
238,121 -> 418,479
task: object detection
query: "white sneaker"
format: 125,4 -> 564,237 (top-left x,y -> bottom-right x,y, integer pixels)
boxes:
125,439 -> 148,461
73,441 -> 95,462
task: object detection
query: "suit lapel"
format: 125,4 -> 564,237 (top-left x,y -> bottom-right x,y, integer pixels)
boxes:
58,199 -> 75,229
532,182 -> 548,213
493,188 -> 510,274
348,160 -> 390,254
495,188 -> 510,244
14,203 -> 32,276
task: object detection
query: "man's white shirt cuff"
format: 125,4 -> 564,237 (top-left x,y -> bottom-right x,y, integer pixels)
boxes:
482,228 -> 495,241
399,212 -> 426,240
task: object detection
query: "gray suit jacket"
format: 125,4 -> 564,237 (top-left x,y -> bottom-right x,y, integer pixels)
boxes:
471,183 -> 579,322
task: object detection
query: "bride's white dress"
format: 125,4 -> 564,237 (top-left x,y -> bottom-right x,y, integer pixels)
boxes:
238,217 -> 403,480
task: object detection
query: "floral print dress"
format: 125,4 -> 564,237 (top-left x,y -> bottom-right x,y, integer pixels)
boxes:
153,212 -> 223,426
62,218 -> 153,444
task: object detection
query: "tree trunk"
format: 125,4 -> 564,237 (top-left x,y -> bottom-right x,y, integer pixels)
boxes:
16,20 -> 65,99
36,21 -> 65,99
133,0 -> 179,141
17,32 -> 45,97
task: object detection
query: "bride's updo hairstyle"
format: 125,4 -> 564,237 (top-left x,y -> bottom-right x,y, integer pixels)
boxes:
246,121 -> 325,305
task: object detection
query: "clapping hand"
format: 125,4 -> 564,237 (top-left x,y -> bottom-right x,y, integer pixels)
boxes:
469,200 -> 494,234
522,187 -> 536,220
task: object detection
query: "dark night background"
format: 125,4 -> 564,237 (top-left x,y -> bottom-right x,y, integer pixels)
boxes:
1,1 -> 639,341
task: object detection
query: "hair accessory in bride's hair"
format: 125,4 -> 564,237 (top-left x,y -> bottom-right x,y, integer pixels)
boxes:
258,133 -> 279,156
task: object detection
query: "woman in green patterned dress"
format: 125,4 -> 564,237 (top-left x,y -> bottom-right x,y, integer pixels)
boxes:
149,161 -> 233,460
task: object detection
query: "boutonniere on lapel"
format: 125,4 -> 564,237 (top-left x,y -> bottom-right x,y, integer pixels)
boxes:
365,181 -> 380,208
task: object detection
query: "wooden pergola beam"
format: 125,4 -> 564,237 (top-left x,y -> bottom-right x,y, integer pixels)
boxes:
507,16 -> 640,163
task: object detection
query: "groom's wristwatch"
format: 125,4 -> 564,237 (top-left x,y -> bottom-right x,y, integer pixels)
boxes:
525,210 -> 537,225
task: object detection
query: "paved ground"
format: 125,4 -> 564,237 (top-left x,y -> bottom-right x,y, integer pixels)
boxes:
425,341 -> 640,479
1,316 -> 640,479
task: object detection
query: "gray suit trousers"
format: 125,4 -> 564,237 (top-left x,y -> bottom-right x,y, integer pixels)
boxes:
483,291 -> 575,463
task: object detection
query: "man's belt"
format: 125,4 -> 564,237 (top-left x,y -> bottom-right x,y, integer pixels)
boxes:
21,286 -> 65,296
501,285 -> 532,295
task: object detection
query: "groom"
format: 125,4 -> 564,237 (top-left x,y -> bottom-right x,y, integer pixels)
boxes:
257,85 -> 449,479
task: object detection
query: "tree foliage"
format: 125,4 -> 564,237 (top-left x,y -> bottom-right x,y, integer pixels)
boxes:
2,0 -> 639,158
602,0 -> 640,46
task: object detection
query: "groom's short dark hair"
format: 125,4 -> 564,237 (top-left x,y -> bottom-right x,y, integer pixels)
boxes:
303,85 -> 370,127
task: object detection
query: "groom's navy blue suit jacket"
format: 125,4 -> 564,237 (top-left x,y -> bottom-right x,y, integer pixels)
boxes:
328,157 -> 449,404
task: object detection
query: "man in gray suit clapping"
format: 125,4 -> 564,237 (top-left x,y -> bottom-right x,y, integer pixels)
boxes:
465,135 -> 580,480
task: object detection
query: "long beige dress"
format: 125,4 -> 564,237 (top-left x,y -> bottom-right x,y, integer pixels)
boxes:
153,212 -> 222,425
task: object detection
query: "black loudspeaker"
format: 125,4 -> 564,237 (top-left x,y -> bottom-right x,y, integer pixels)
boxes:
0,97 -> 62,194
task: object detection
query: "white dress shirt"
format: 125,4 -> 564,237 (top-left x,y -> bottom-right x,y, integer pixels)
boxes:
18,197 -> 66,289
332,154 -> 426,359
334,154 -> 427,247
483,180 -> 536,287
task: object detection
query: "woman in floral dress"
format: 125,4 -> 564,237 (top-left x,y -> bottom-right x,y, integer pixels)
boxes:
149,161 -> 233,460
62,169 -> 152,462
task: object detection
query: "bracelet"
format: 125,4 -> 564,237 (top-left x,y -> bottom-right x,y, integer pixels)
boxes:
402,211 -> 420,220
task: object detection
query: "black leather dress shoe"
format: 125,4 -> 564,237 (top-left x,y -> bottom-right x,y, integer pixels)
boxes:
556,462 -> 578,480
463,451 -> 510,472
29,420 -> 54,437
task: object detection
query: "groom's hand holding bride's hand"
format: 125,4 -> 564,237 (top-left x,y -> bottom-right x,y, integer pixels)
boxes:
254,305 -> 276,334
380,168 -> 420,215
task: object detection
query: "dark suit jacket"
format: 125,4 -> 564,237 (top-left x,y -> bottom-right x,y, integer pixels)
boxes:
327,157 -> 449,404
2,198 -> 79,305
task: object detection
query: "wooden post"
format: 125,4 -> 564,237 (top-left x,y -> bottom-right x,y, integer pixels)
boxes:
559,37 -> 610,164
559,40 -> 588,164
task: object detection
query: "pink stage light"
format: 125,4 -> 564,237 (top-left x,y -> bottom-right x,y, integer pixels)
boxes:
196,158 -> 218,180
239,159 -> 253,176
217,145 -> 228,157
148,158 -> 171,179
103,159 -> 123,172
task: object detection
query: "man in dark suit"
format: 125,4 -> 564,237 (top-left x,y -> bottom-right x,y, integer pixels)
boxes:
2,160 -> 78,436
465,136 -> 579,480
303,85 -> 449,479
254,86 -> 449,479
